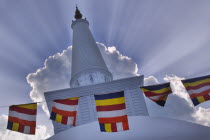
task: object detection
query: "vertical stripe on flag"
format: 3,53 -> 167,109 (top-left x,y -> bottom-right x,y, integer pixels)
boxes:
99,123 -> 106,132
111,123 -> 117,132
104,123 -> 112,132
116,122 -> 123,131
24,126 -> 30,134
67,117 -> 74,125
55,114 -> 62,123
18,124 -> 24,133
12,123 -> 19,131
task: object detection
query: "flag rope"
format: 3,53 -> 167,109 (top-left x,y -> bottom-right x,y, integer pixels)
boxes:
0,75 -> 209,109
0,101 -> 46,109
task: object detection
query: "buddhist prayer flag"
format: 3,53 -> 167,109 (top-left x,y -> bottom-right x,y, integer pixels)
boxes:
94,91 -> 129,132
141,83 -> 172,107
50,97 -> 80,126
182,75 -> 210,106
7,103 -> 37,135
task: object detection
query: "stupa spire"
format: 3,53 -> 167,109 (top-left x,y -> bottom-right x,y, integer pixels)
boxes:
74,5 -> 83,19
70,6 -> 113,87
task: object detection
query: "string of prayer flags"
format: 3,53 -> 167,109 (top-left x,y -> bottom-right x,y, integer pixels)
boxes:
182,75 -> 210,106
50,97 -> 80,126
7,103 -> 37,135
94,91 -> 129,132
141,83 -> 172,107
4,74 -> 210,135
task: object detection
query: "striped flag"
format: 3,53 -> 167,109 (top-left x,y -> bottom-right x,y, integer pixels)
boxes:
94,91 -> 129,132
141,83 -> 172,107
50,97 -> 79,126
182,75 -> 210,106
7,103 -> 37,135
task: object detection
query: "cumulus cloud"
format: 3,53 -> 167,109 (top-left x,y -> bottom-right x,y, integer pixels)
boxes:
0,115 -> 51,140
27,46 -> 73,114
144,75 -> 210,127
26,43 -> 139,114
97,43 -> 139,79
144,76 -> 159,86
27,47 -> 72,101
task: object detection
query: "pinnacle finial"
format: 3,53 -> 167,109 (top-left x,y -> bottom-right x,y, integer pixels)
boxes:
74,5 -> 82,19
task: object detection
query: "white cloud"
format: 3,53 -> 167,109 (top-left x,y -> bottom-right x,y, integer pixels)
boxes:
144,76 -> 159,86
0,115 -> 51,140
144,75 -> 210,127
27,47 -> 73,114
97,43 -> 139,79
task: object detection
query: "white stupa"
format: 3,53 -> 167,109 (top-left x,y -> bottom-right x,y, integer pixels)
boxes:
44,7 -> 210,140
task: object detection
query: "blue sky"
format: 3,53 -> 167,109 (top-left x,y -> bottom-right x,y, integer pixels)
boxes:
0,0 -> 210,139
